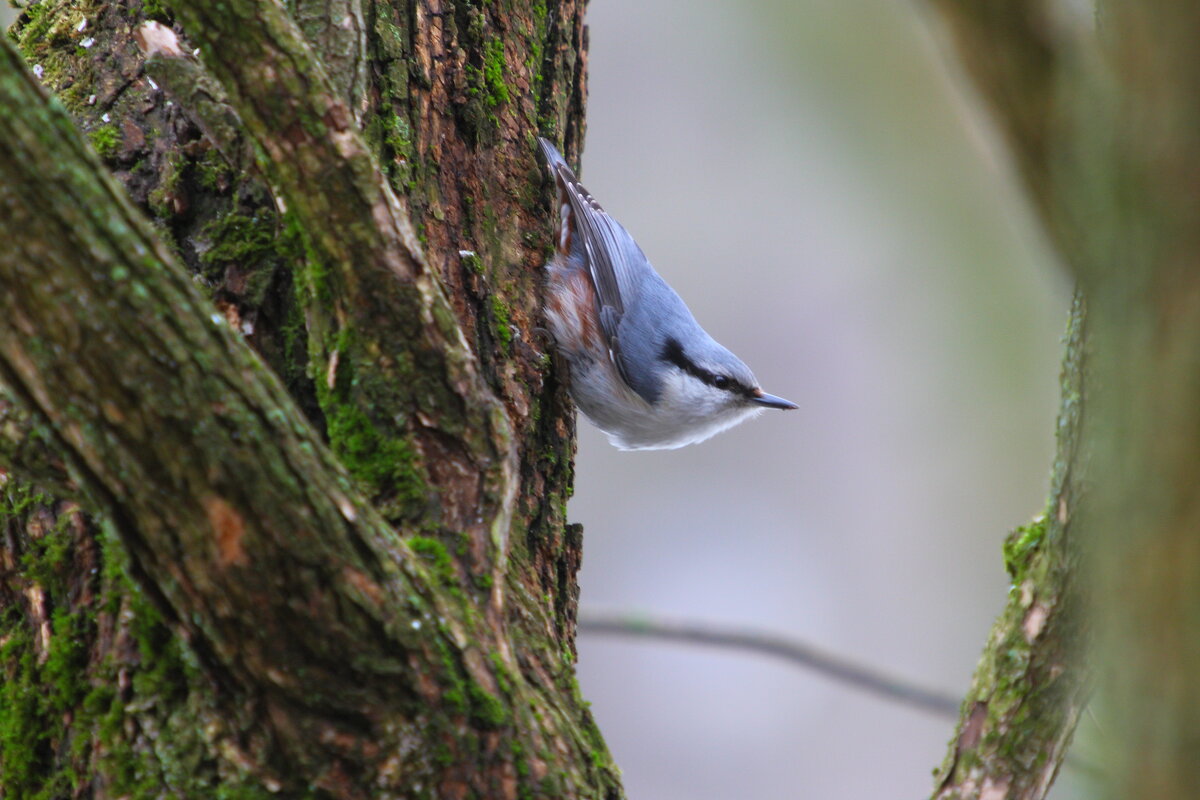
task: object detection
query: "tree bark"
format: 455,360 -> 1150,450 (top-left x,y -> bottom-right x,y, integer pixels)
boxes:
0,1 -> 612,797
931,293 -> 1089,799
926,2 -> 1200,798
1077,5 -> 1200,797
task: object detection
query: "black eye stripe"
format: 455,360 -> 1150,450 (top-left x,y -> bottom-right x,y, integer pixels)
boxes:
661,339 -> 752,396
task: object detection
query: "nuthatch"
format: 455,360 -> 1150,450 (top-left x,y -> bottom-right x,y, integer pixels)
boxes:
538,137 -> 796,450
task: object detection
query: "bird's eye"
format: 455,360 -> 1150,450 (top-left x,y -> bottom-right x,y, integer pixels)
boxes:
713,375 -> 731,390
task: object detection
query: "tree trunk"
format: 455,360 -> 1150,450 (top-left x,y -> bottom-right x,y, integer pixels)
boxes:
926,2 -> 1200,798
0,1 -> 617,797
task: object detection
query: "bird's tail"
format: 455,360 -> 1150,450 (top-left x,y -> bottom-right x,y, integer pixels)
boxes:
537,136 -> 572,177
538,137 -> 576,255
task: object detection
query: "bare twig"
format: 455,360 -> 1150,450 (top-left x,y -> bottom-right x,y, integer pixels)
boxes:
577,608 -> 962,719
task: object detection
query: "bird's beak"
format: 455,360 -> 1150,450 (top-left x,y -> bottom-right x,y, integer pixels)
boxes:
751,389 -> 798,410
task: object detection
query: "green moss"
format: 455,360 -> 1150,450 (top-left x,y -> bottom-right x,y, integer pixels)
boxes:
460,249 -> 484,275
323,400 -> 425,501
488,651 -> 513,694
468,682 -> 509,729
490,294 -> 513,352
432,741 -> 455,767
409,536 -> 457,586
11,1 -> 102,117
140,0 -> 170,19
280,281 -> 310,388
526,2 -> 548,105
1,482 -> 53,518
1004,516 -> 1047,582
365,105 -> 418,190
0,489 -> 95,797
198,211 -> 281,303
312,326 -> 432,517
512,740 -> 530,778
200,213 -> 275,265
429,634 -> 514,732
4,525 -> 215,797
90,529 -> 205,796
0,493 -> 283,795
43,607 -> 90,715
287,214 -> 331,305
88,123 -> 120,160
147,152 -> 185,219
481,36 -> 510,108
432,635 -> 469,714
0,628 -> 59,799
195,148 -> 233,192
458,32 -> 512,138
14,1 -> 60,55
385,113 -> 414,175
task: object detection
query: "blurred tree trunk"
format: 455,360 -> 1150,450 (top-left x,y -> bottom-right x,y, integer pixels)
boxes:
0,1 -> 620,797
926,2 -> 1200,799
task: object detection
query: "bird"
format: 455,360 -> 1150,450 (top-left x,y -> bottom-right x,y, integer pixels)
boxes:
537,137 -> 796,450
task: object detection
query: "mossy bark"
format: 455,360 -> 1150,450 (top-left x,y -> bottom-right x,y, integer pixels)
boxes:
931,294 -> 1090,799
0,0 -> 612,797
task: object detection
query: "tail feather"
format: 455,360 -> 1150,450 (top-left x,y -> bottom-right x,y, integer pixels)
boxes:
538,137 -> 575,255
537,136 -> 572,176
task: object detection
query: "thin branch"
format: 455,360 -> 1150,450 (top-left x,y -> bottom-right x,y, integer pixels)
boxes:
579,607 -> 1106,782
577,608 -> 962,719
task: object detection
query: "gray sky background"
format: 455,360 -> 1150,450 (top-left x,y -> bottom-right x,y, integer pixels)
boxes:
574,1 -> 1079,798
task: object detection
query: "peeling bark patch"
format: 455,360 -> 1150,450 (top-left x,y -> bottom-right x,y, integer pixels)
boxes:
342,565 -> 384,606
205,494 -> 248,566
332,490 -> 358,522
134,21 -> 185,58
323,101 -> 354,132
215,298 -> 243,332
1024,602 -> 1049,642
958,701 -> 988,753
979,776 -> 1010,800
120,118 -> 145,153
102,401 -> 125,423
327,347 -> 341,390
24,584 -> 51,665
1018,578 -> 1035,607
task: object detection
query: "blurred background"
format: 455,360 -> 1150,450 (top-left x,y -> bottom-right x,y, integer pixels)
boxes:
572,1 -> 1075,798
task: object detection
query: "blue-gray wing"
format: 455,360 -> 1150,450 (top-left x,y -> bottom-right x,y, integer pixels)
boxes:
538,138 -> 647,386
